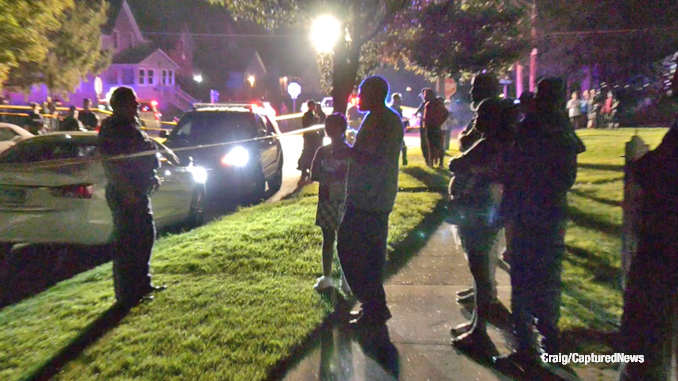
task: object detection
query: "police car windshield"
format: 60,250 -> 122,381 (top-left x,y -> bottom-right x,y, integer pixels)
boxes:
171,112 -> 256,145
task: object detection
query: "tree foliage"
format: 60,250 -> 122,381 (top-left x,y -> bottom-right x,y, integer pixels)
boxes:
6,0 -> 111,95
210,0 -> 410,114
538,0 -> 678,85
379,0 -> 531,79
0,0 -> 73,88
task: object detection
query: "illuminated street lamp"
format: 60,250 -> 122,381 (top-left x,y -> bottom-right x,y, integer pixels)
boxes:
193,74 -> 203,83
311,15 -> 341,53
247,75 -> 255,87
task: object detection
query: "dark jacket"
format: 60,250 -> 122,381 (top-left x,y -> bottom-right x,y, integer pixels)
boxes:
501,112 -> 579,224
635,126 -> 678,218
61,116 -> 86,132
78,110 -> 100,130
98,114 -> 159,198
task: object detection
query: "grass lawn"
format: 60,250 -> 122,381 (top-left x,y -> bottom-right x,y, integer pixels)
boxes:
0,128 -> 668,378
560,128 -> 667,357
0,151 -> 444,380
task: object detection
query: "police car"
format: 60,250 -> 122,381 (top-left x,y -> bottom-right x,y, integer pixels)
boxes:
159,103 -> 283,201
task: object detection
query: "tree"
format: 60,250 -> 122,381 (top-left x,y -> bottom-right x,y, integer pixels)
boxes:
537,0 -> 678,86
380,0 -> 531,79
7,0 -> 111,96
0,0 -> 73,88
209,0 -> 410,114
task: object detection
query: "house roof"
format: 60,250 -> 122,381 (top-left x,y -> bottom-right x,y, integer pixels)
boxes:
111,44 -> 159,64
103,0 -> 145,43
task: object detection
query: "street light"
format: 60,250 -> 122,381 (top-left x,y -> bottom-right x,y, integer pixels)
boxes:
311,15 -> 341,53
247,75 -> 255,87
193,74 -> 203,83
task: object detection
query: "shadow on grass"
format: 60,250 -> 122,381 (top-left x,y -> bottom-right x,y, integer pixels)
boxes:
567,206 -> 622,237
560,327 -> 619,355
26,303 -> 131,381
565,245 -> 621,287
1,244 -> 113,309
401,166 -> 449,193
569,189 -> 622,208
577,163 -> 624,172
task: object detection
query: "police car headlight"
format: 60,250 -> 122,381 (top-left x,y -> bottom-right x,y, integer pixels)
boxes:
189,166 -> 208,184
221,146 -> 250,167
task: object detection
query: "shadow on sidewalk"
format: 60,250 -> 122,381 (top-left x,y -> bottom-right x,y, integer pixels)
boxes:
26,303 -> 131,381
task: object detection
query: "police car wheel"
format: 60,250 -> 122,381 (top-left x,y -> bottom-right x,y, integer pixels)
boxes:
268,162 -> 283,193
185,188 -> 206,229
248,171 -> 266,204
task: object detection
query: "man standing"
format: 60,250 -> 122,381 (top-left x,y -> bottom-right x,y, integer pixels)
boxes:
389,92 -> 408,166
422,89 -> 449,167
298,100 -> 321,182
494,78 -> 582,373
315,102 -> 327,124
447,73 -> 511,354
415,89 -> 430,165
25,103 -> 45,135
99,87 -> 165,307
78,98 -> 100,130
338,76 -> 403,327
60,106 -> 86,132
567,91 -> 581,129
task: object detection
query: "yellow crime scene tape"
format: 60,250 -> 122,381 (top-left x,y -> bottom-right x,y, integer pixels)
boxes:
0,105 -> 419,172
0,123 -> 325,171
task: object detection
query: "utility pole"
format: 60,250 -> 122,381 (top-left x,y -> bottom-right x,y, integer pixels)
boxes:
529,0 -> 538,92
512,0 -> 538,96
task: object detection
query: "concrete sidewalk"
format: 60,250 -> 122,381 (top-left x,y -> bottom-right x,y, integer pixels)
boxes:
280,222 -> 619,381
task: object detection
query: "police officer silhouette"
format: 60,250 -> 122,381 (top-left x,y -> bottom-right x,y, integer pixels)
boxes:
99,87 -> 166,306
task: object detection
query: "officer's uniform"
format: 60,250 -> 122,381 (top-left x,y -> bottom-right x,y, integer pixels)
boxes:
98,114 -> 159,304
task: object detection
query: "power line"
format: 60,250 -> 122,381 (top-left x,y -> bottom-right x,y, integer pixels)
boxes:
141,31 -> 302,39
543,26 -> 678,37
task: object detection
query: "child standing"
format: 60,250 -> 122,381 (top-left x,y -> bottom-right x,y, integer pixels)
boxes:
311,113 -> 351,292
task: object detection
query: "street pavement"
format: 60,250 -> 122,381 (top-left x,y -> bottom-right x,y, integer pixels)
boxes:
280,222 -> 619,381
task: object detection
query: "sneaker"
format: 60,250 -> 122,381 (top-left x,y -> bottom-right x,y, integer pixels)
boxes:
313,276 -> 334,290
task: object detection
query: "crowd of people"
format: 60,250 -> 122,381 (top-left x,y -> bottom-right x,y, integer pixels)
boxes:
18,97 -> 99,135
567,88 -> 620,130
96,69 -> 676,379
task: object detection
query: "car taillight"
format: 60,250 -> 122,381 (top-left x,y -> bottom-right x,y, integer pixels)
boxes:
50,184 -> 94,199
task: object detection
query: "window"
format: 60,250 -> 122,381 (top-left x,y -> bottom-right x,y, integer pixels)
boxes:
139,69 -> 146,85
162,70 -> 167,86
106,69 -> 118,85
169,70 -> 174,85
171,113 -> 257,145
112,31 -> 118,49
147,70 -> 154,85
254,115 -> 268,137
0,127 -> 18,141
128,33 -> 134,48
0,140 -> 98,164
122,68 -> 134,85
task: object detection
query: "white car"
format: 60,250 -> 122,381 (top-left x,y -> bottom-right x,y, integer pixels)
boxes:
0,123 -> 34,156
0,132 -> 207,253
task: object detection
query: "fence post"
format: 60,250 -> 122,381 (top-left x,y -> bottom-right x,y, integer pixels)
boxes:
620,134 -> 648,290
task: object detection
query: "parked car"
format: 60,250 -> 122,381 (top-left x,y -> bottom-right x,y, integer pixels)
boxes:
138,100 -> 162,130
0,132 -> 207,252
160,103 -> 283,200
320,97 -> 334,115
0,123 -> 34,155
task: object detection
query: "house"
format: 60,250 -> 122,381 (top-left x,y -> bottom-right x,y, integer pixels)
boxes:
5,0 -> 199,115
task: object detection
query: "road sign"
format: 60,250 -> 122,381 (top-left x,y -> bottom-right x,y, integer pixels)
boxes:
287,82 -> 301,99
444,78 -> 457,100
94,77 -> 103,98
